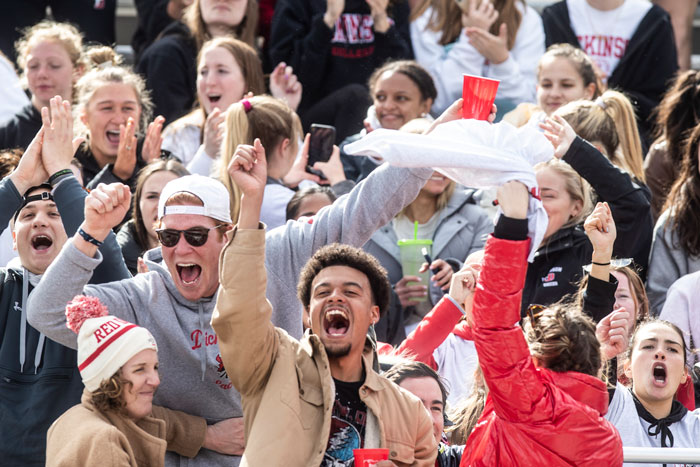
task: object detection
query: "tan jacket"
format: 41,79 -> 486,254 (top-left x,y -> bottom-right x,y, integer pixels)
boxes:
46,390 -> 207,466
212,228 -> 437,466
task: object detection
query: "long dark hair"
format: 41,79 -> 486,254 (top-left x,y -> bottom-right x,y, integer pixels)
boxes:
653,70 -> 700,167
663,123 -> 700,257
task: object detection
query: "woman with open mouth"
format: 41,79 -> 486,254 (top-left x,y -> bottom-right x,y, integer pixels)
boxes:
72,46 -> 166,197
604,319 -> 700,455
161,36 -> 301,175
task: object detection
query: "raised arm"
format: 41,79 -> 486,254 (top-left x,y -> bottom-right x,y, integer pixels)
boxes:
211,138 -> 279,397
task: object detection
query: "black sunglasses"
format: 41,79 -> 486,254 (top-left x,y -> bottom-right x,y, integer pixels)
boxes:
155,225 -> 225,248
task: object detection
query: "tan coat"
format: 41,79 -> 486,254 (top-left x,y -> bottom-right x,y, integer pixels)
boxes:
212,228 -> 437,467
46,390 -> 207,466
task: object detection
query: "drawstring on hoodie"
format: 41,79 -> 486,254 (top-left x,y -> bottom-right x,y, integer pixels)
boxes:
19,269 -> 45,374
197,302 -> 206,381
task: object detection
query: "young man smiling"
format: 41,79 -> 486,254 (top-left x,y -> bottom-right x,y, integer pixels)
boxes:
212,139 -> 436,466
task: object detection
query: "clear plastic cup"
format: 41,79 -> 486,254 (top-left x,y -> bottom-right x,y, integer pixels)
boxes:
397,239 -> 432,302
462,74 -> 500,120
353,448 -> 389,466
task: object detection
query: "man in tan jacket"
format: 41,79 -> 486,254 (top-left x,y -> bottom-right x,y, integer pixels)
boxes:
212,139 -> 437,467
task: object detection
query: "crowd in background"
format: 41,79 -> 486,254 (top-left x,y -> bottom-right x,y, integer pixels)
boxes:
1,0 -> 700,466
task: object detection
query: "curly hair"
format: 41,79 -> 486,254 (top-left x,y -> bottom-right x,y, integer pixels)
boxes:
297,244 -> 391,316
663,123 -> 700,257
91,373 -> 131,414
524,304 -> 601,377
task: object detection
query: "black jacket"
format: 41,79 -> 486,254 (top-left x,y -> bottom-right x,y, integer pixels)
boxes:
542,1 -> 677,145
522,137 -> 652,314
563,136 -> 653,278
0,176 -> 130,466
0,103 -> 41,150
136,21 -> 197,124
75,140 -> 147,191
268,0 -> 412,112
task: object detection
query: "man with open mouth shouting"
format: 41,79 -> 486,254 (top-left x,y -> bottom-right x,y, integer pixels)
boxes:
212,138 -> 436,466
0,97 -> 130,465
28,174 -> 248,467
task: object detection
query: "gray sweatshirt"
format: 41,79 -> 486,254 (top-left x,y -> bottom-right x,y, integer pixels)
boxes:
27,162 -> 432,464
647,209 -> 700,316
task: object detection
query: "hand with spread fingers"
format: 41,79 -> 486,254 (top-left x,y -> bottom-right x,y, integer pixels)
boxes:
112,117 -> 138,181
41,96 -> 85,176
540,114 -> 577,159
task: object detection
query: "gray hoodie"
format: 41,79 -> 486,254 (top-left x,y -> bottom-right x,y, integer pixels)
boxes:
28,162 -> 432,465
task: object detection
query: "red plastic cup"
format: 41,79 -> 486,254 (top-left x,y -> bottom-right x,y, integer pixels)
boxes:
462,74 -> 500,120
353,448 -> 389,466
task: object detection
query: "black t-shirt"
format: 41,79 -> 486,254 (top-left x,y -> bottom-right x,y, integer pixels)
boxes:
321,378 -> 368,466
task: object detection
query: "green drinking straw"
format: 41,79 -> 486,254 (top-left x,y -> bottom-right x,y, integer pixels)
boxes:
414,221 -> 418,240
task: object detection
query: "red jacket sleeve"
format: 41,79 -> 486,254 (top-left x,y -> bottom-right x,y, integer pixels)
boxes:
472,235 -> 555,422
394,296 -> 465,370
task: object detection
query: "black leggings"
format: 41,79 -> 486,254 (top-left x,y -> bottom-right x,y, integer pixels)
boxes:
299,84 -> 371,144
1,0 -> 116,66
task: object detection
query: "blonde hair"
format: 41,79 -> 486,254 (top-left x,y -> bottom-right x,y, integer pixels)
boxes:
184,0 -> 258,50
534,158 -> 593,229
74,46 -> 153,135
556,90 -> 645,182
15,20 -> 85,92
220,95 -> 303,221
412,0 -> 524,49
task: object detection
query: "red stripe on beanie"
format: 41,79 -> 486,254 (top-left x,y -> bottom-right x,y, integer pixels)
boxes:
78,324 -> 137,371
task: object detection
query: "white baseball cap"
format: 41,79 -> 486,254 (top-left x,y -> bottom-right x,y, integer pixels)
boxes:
157,174 -> 232,224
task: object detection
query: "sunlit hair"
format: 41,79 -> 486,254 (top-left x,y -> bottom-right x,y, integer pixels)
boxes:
0,148 -> 22,179
537,43 -> 602,99
626,319 -> 689,367
524,304 -> 601,376
368,60 -> 437,103
132,160 -> 190,251
74,46 -> 153,134
184,0 -> 258,50
446,364 -> 487,444
663,122 -> 700,256
15,20 -> 85,89
220,95 -> 302,222
653,70 -> 700,168
556,90 -> 645,182
411,0 -> 524,49
534,158 -> 593,228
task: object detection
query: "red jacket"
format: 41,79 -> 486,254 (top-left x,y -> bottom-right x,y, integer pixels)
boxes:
461,235 -> 623,467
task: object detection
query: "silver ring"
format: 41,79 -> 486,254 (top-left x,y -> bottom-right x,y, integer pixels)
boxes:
126,145 -> 132,150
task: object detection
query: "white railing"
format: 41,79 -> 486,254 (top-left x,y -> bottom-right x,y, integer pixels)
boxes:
624,447 -> 700,464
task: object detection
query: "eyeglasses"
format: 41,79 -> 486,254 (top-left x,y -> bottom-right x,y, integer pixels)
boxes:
582,258 -> 633,273
155,225 -> 225,248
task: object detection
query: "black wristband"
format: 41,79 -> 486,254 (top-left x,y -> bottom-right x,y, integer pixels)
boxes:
48,169 -> 73,185
591,261 -> 611,266
78,228 -> 103,247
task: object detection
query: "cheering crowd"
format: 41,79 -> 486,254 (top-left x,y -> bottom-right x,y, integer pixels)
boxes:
1,0 -> 700,465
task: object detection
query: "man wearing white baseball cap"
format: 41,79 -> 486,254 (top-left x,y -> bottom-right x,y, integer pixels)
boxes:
27,178 -> 246,467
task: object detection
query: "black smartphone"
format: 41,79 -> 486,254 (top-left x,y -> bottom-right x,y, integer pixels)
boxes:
307,124 -> 336,167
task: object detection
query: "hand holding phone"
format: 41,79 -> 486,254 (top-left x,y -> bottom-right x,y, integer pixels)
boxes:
307,124 -> 336,179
